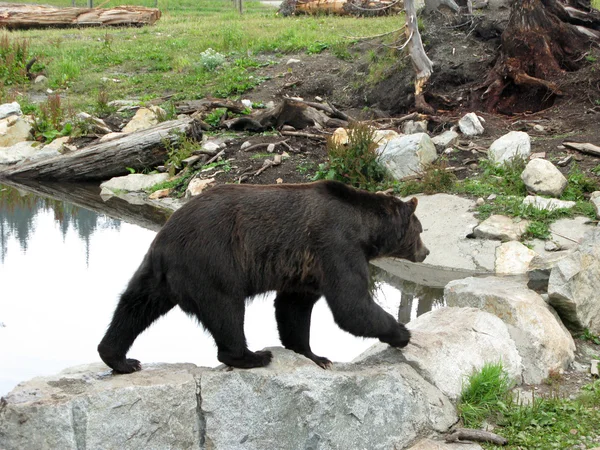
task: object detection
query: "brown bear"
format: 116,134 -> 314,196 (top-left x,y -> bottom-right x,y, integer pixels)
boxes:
98,180 -> 429,373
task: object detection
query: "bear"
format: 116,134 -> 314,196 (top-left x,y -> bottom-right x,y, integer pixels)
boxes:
98,180 -> 429,373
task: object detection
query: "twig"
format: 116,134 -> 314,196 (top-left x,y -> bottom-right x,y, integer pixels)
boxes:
204,149 -> 225,166
345,0 -> 402,11
550,230 -> 580,244
446,428 -> 508,446
327,100 -> 354,122
242,140 -> 290,152
280,131 -> 328,140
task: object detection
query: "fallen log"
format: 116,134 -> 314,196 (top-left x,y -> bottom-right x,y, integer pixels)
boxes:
0,117 -> 202,182
0,3 -> 161,29
279,0 -> 404,16
563,141 -> 600,157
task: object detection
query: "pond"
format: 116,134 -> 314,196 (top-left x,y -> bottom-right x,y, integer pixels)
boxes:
0,182 -> 444,396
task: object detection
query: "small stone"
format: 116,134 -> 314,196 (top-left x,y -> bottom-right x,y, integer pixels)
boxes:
332,128 -> 349,145
476,198 -> 485,206
488,194 -> 497,201
265,101 -> 276,109
314,96 -> 323,102
276,178 -> 283,184
371,129 -> 399,146
202,141 -> 221,153
533,124 -> 545,132
544,240 -> 561,252
46,88 -> 53,94
432,130 -> 459,151
286,58 -> 301,65
443,148 -> 453,155
185,177 -> 215,197
557,155 -> 573,167
403,120 -> 428,134
529,152 -> 546,159
458,112 -> 485,136
34,75 -> 48,84
241,99 -> 253,109
240,141 -> 252,150
280,125 -> 295,132
148,188 -> 171,199
0,101 -> 22,120
267,143 -> 276,153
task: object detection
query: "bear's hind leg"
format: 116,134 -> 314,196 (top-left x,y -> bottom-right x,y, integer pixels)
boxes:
180,293 -> 273,369
275,292 -> 332,369
98,288 -> 175,374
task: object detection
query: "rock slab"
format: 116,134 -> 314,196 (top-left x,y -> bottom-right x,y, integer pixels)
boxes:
100,173 -> 170,193
378,133 -> 437,180
445,277 -> 575,384
473,214 -> 529,242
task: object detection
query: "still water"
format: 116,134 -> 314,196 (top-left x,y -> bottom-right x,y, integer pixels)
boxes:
0,183 -> 443,396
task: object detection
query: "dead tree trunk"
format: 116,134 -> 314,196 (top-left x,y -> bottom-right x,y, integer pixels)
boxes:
278,0 -> 403,16
0,3 -> 161,29
478,0 -> 600,113
0,118 -> 202,182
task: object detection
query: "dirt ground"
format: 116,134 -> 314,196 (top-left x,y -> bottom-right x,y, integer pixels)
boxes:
178,6 -> 600,188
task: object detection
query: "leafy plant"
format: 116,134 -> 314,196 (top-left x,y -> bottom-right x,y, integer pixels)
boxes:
0,33 -> 30,86
313,122 -> 390,191
561,164 -> 598,201
31,94 -> 74,143
580,328 -> 600,345
204,108 -> 227,127
199,47 -> 226,71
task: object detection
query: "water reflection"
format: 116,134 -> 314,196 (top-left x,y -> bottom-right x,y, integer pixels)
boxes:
0,183 -> 444,396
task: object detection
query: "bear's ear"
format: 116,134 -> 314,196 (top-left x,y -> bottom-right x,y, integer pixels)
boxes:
408,197 -> 418,213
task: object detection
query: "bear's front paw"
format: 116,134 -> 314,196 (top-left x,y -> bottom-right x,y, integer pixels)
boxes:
380,326 -> 411,348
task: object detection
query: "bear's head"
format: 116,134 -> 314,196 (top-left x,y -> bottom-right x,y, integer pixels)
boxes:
388,197 -> 429,263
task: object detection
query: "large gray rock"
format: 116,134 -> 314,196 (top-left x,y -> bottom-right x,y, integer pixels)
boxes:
378,133 -> 437,180
0,102 -> 22,120
473,214 -> 529,241
0,350 -> 457,450
445,277 -> 575,384
403,120 -> 428,134
458,113 -> 484,136
100,173 -> 170,193
488,131 -> 531,164
520,158 -> 567,197
548,228 -> 600,334
495,241 -> 537,275
356,307 -> 523,400
0,116 -> 33,147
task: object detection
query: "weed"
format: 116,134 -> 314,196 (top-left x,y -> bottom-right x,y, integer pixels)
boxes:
420,159 -> 456,194
525,221 -> 550,240
199,48 -> 226,71
94,86 -> 115,117
457,362 -> 512,428
561,164 -> 598,201
592,164 -> 600,175
331,42 -> 352,61
163,134 -> 202,176
50,56 -> 80,88
542,369 -> 564,386
297,160 -> 315,175
0,33 -> 30,86
313,122 -> 390,191
586,55 -> 598,63
580,328 -> 600,345
204,108 -> 227,127
31,94 -> 74,143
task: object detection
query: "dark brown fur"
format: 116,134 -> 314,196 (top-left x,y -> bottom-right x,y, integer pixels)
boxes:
98,180 -> 429,372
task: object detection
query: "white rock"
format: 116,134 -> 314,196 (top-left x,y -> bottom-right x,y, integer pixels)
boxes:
458,113 -> 484,136
431,130 -> 459,151
591,191 -> 600,219
357,307 -> 523,400
403,120 -> 428,134
240,141 -> 252,150
0,141 -> 40,165
267,143 -> 275,153
476,197 -> 485,206
100,173 -> 170,192
445,277 -> 575,384
34,75 -> 48,84
521,158 -> 567,197
241,99 -> 253,109
474,215 -> 529,242
186,177 -> 215,197
378,133 -> 437,180
286,58 -> 301,64
488,131 -> 531,164
487,193 -> 497,201
523,195 -> 575,211
548,228 -> 600,335
0,101 -> 22,120
533,124 -> 545,132
202,141 -> 221,153
495,241 -> 537,274
0,116 -> 33,147
265,101 -> 276,109
121,106 -> 165,133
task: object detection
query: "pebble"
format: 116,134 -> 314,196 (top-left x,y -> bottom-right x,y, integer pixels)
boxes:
240,141 -> 252,150
476,198 -> 485,206
533,124 -> 545,132
487,194 -> 497,201
267,143 -> 276,153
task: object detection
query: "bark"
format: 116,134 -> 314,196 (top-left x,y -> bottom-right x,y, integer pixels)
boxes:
479,0 -> 600,113
0,117 -> 203,182
279,0 -> 403,16
0,3 -> 161,29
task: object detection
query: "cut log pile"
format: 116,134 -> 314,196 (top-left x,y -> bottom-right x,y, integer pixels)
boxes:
0,3 -> 161,29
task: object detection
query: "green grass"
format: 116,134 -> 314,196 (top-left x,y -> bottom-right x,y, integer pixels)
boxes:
2,0 -> 404,111
458,364 -> 600,450
593,0 -> 600,10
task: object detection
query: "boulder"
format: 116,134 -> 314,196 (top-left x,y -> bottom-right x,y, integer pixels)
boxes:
0,116 -> 33,147
458,113 -> 484,136
372,129 -> 400,146
445,277 -> 575,384
495,241 -> 537,274
0,141 -> 40,165
100,173 -> 170,193
378,133 -> 437,180
431,130 -> 459,152
520,158 -> 567,197
122,106 -> 166,133
488,131 -> 531,164
0,350 -> 457,450
591,191 -> 600,219
355,307 -> 523,400
548,228 -> 600,334
403,120 -> 428,134
0,102 -> 22,120
473,214 -> 529,241
523,195 -> 575,211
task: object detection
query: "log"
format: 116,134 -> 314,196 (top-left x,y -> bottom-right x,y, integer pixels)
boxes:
0,3 -> 161,29
446,428 -> 508,445
0,117 -> 203,182
279,0 -> 403,16
563,141 -> 600,157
